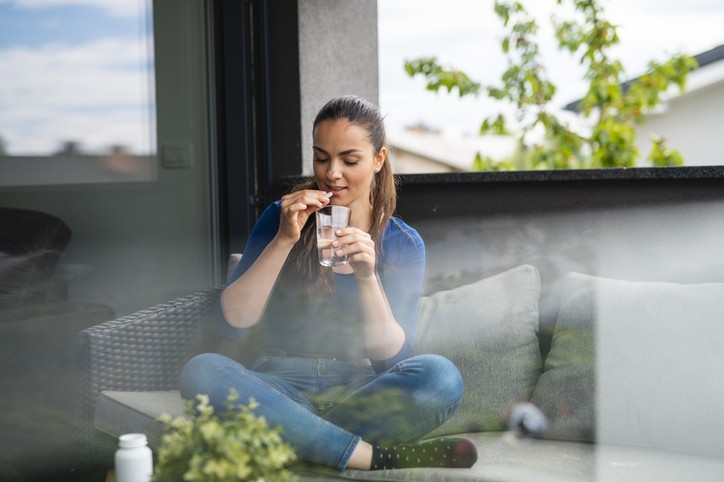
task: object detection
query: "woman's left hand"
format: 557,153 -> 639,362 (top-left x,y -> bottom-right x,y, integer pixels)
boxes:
333,228 -> 376,279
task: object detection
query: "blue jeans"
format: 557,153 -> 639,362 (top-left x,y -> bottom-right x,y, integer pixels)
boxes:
179,353 -> 463,470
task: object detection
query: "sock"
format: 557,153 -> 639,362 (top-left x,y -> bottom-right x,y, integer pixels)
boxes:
370,437 -> 477,470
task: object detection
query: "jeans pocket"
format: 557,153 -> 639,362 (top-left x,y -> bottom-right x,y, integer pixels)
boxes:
351,358 -> 374,371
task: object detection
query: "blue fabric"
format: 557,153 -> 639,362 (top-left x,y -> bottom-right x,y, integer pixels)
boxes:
180,353 -> 463,470
220,201 -> 427,372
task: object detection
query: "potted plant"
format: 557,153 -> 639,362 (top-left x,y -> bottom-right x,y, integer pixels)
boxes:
153,389 -> 297,482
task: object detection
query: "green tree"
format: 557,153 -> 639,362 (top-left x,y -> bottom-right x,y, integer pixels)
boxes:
0,135 -> 7,156
404,0 -> 698,171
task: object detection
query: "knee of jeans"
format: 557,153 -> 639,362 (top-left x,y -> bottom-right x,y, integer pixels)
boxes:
416,354 -> 464,406
179,352 -> 226,399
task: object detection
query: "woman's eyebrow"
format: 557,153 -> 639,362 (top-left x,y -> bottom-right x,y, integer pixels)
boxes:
313,146 -> 364,156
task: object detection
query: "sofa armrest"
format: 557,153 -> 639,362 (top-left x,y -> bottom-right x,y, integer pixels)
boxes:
74,287 -> 222,464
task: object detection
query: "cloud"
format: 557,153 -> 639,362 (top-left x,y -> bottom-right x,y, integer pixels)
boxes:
2,0 -> 145,17
0,37 -> 155,153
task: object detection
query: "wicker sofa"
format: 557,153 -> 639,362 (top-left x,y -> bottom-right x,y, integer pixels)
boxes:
75,263 -> 724,481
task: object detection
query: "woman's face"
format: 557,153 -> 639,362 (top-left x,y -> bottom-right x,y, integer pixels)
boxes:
312,119 -> 386,217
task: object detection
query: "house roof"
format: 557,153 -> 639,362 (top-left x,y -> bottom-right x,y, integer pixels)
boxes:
564,43 -> 724,112
694,43 -> 724,69
388,128 -> 517,171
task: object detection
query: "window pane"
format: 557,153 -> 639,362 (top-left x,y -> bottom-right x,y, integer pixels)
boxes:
378,0 -> 724,172
0,0 -> 156,185
0,1 -> 216,479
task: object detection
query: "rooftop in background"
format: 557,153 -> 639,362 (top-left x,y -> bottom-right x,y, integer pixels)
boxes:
388,127 -> 517,173
564,43 -> 724,112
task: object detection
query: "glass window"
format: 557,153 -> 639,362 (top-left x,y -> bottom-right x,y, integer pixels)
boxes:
378,0 -> 724,173
0,0 -> 156,185
0,1 -> 216,479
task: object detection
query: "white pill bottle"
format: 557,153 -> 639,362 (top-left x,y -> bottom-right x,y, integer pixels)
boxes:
115,433 -> 153,482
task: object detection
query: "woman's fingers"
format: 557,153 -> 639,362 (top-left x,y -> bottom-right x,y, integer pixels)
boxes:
278,190 -> 331,238
281,190 -> 331,212
334,228 -> 375,266
345,243 -> 376,278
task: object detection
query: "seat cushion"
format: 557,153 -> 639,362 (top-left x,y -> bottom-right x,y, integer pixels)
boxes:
293,432 -> 724,482
413,265 -> 542,436
94,390 -> 187,448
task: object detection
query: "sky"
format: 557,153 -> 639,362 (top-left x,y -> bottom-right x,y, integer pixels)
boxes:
378,0 -> 724,137
1,0 -> 723,155
0,0 -> 153,155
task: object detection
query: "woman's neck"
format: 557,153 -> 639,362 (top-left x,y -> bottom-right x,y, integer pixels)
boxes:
349,203 -> 373,233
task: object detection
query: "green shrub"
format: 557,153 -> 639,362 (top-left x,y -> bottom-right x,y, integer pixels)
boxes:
153,390 -> 297,482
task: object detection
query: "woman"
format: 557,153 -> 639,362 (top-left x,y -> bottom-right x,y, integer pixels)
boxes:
180,95 -> 477,471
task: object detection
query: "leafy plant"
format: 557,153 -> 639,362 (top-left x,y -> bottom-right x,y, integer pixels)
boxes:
153,390 -> 297,482
404,0 -> 698,170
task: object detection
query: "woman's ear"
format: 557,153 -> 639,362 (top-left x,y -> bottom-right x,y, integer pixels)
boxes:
374,147 -> 387,172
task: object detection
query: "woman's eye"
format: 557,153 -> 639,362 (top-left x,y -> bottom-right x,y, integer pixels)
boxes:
313,157 -> 329,163
344,159 -> 360,165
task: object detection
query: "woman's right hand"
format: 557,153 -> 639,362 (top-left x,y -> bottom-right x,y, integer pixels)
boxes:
277,190 -> 331,244
221,190 -> 330,328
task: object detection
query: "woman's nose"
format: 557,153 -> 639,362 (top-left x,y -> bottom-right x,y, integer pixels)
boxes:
327,161 -> 343,179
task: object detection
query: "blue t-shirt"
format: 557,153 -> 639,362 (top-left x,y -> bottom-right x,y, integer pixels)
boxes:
222,201 -> 426,372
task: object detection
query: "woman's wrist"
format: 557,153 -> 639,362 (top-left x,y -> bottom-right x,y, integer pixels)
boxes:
270,232 -> 298,251
354,271 -> 378,283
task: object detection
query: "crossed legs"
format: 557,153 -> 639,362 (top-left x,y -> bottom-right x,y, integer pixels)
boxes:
179,353 -> 472,470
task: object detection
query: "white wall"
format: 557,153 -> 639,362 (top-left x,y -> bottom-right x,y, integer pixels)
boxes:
636,80 -> 724,166
389,149 -> 456,173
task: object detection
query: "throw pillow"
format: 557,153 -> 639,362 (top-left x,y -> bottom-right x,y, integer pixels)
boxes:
414,264 -> 542,437
531,272 -> 598,442
534,272 -> 724,459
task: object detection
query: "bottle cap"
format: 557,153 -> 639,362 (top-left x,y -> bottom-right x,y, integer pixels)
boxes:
118,433 -> 148,448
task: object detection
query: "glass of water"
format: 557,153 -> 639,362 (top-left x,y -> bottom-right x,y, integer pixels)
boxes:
316,205 -> 351,267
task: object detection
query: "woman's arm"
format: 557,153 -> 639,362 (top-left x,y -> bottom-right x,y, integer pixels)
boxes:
221,191 -> 331,328
337,221 -> 426,366
356,274 -> 406,360
220,235 -> 295,328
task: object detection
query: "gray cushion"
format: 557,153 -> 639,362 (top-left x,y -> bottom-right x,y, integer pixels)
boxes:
593,276 -> 724,458
532,273 -> 598,442
94,390 -> 187,448
294,432 -> 724,482
534,272 -> 724,458
414,265 -> 542,436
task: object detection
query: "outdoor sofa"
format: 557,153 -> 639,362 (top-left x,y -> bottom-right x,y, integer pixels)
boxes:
75,165 -> 724,482
75,261 -> 724,481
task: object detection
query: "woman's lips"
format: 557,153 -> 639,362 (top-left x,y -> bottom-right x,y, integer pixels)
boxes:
328,186 -> 346,195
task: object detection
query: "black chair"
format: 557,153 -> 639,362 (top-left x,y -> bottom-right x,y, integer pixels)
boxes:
0,206 -> 71,310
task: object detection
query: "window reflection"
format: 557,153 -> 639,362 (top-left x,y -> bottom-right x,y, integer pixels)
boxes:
1,2 -> 161,480
0,0 -> 155,186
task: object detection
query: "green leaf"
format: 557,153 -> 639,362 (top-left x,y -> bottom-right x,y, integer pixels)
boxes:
153,391 -> 298,482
